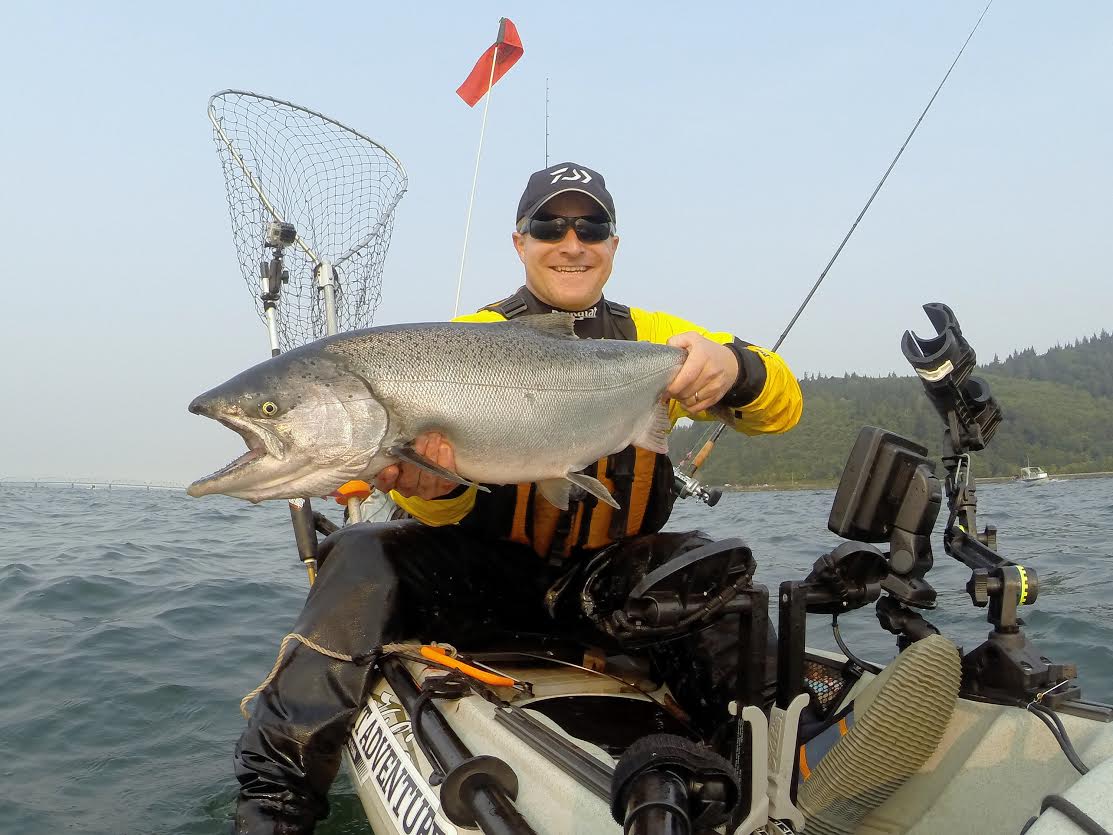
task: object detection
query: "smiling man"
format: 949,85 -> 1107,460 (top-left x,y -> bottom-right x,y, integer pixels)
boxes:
232,163 -> 803,834
513,173 -> 619,313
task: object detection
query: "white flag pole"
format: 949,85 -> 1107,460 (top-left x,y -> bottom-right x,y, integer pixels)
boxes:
453,42 -> 500,318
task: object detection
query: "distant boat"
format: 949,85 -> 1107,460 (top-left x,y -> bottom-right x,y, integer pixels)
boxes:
1018,463 -> 1049,486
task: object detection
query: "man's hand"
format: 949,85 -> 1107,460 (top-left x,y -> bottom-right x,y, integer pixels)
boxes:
666,332 -> 741,414
374,432 -> 461,500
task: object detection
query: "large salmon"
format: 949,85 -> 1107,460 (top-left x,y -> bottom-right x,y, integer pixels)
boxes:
187,314 -> 688,508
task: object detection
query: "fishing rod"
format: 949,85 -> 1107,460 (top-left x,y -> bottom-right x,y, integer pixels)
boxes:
675,0 -> 996,495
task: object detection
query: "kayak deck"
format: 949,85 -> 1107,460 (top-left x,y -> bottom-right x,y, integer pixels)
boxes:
344,646 -> 1113,834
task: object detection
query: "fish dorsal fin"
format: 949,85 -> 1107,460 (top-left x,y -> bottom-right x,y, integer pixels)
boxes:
511,312 -> 578,338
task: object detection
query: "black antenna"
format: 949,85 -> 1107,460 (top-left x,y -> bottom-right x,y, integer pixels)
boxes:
545,77 -> 550,166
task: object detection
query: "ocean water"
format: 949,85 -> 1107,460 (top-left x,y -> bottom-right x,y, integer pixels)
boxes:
1,477 -> 1111,834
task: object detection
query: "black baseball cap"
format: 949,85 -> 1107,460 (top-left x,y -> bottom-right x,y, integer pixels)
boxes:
516,162 -> 616,224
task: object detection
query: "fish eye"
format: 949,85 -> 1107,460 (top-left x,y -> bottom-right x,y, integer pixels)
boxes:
260,401 -> 280,417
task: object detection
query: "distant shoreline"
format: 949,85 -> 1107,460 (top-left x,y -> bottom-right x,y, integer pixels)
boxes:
5,470 -> 1111,496
718,470 -> 1113,492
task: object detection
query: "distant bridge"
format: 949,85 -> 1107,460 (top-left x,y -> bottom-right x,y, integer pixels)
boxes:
0,479 -> 186,492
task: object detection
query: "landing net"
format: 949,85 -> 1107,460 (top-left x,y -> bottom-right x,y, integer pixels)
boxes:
209,90 -> 408,350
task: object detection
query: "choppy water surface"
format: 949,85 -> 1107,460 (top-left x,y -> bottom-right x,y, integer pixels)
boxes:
1,478 -> 1110,833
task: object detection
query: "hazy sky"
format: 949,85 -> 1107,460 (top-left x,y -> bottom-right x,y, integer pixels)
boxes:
3,2 -> 1110,485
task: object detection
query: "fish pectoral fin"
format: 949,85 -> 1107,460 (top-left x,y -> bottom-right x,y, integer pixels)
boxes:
387,444 -> 491,493
509,312 -> 578,338
536,478 -> 572,510
565,473 -> 620,509
632,400 -> 671,455
537,474 -> 620,511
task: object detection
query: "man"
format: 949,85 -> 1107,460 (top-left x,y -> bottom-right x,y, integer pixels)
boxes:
233,163 -> 802,833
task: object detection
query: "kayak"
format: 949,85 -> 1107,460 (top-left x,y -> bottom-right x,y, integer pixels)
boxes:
342,638 -> 1113,835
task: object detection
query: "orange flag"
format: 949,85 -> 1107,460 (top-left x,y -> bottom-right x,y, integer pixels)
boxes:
456,18 -> 524,107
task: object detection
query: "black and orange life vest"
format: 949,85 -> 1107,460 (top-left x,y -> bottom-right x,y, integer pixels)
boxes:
457,287 -> 677,561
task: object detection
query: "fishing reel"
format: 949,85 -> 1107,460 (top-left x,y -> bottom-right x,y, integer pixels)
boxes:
673,469 -> 722,506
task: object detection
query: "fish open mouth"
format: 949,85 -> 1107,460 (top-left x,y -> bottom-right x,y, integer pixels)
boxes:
187,416 -> 277,497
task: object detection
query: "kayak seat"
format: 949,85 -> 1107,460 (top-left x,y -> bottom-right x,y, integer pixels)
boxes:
797,634 -> 961,835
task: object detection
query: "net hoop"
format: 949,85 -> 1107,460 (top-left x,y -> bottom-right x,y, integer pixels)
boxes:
208,89 -> 408,349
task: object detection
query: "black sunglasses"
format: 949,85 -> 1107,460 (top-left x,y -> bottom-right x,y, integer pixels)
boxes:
519,215 -> 614,243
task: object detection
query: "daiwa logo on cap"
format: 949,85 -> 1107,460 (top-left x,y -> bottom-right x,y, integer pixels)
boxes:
548,166 -> 593,184
517,161 -> 614,223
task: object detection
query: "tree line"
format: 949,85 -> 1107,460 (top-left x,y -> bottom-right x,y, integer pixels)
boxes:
670,332 -> 1113,486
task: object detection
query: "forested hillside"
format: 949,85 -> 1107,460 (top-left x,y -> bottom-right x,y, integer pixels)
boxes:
985,331 -> 1113,399
669,332 -> 1113,485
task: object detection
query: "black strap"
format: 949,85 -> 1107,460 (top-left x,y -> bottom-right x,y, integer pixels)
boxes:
523,482 -> 538,545
604,299 -> 630,316
547,500 -> 580,565
603,300 -> 637,341
574,470 -> 602,551
605,448 -> 638,539
482,288 -> 638,340
639,453 -> 679,535
548,472 -> 592,564
1038,794 -> 1111,835
481,287 -> 531,319
719,339 -> 768,408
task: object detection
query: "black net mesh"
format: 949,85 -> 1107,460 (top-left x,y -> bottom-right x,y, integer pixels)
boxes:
804,659 -> 849,717
208,90 -> 407,350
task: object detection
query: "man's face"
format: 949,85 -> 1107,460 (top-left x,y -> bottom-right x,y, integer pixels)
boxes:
512,192 -> 619,311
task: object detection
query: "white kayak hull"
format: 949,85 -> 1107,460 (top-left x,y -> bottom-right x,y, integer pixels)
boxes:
345,652 -> 662,835
343,647 -> 1113,835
